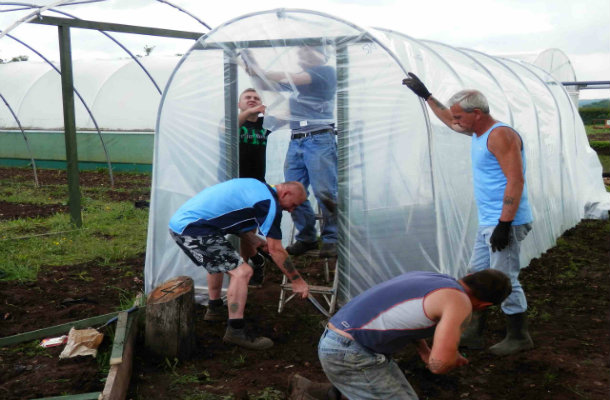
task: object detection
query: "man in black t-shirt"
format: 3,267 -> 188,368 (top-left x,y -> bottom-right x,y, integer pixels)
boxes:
238,88 -> 271,183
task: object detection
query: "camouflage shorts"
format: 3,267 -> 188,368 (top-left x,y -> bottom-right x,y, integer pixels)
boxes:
169,230 -> 244,274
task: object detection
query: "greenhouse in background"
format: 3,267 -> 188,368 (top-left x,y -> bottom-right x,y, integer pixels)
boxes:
143,9 -> 610,303
0,0 -> 209,172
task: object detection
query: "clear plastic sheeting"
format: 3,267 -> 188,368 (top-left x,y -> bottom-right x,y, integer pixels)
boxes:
0,57 -> 178,130
497,48 -> 580,106
145,9 -> 610,304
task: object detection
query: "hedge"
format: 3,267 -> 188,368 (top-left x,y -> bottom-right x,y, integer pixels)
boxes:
579,107 -> 610,125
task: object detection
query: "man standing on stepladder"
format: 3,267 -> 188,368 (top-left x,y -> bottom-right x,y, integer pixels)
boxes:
402,73 -> 534,356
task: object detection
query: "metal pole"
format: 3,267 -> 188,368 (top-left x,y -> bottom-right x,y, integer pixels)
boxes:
336,44 -> 349,301
224,50 -> 238,179
57,25 -> 82,227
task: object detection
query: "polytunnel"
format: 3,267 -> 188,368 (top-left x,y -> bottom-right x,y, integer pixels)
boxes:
0,0 -> 210,174
145,9 -> 609,304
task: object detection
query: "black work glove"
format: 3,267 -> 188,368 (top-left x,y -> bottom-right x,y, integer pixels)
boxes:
489,220 -> 512,252
402,72 -> 432,100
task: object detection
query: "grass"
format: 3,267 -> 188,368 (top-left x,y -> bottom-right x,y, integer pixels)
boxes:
0,185 -> 148,281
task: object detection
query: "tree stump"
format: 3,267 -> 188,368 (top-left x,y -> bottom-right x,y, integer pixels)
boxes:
145,276 -> 195,360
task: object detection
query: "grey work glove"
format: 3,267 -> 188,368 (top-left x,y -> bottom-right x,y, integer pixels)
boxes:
490,220 -> 512,252
402,72 -> 432,100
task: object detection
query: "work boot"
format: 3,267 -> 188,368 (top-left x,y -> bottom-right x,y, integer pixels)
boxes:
288,373 -> 340,400
286,241 -> 318,256
203,304 -> 227,321
459,310 -> 487,350
223,326 -> 273,350
248,254 -> 266,288
489,312 -> 534,356
319,243 -> 337,258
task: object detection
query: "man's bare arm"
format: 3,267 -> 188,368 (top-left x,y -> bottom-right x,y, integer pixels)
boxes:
488,127 -> 525,221
267,238 -> 309,298
426,96 -> 469,135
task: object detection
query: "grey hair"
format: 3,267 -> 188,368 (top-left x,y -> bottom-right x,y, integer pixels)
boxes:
448,90 -> 490,114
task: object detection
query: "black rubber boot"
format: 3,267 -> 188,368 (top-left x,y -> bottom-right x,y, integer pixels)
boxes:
459,310 -> 487,349
489,312 -> 534,356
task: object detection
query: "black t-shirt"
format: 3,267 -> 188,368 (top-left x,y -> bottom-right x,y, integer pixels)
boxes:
239,117 -> 271,182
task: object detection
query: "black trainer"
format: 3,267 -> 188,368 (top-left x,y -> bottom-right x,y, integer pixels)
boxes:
248,256 -> 266,288
286,240 -> 318,256
204,304 -> 227,321
223,326 -> 273,350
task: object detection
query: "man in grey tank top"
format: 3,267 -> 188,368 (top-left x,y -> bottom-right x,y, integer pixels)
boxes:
403,73 -> 534,357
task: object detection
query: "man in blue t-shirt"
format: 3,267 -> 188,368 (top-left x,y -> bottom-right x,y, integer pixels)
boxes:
403,73 -> 534,356
168,178 -> 310,350
289,269 -> 511,399
243,45 -> 339,259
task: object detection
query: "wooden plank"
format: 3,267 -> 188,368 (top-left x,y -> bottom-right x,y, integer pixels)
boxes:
0,311 -> 119,347
101,310 -> 139,400
31,392 -> 101,399
29,15 -> 203,40
109,311 -> 128,365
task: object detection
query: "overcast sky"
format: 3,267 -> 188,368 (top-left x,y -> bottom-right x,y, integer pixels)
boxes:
1,0 -> 608,99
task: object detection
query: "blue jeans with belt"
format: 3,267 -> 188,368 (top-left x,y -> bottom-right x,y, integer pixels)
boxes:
284,131 -> 338,244
318,328 -> 419,400
469,223 -> 532,315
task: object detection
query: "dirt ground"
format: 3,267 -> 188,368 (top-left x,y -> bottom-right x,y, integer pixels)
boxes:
0,167 -> 608,400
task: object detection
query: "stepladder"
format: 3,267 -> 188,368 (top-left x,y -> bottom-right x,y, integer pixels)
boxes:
278,255 -> 339,317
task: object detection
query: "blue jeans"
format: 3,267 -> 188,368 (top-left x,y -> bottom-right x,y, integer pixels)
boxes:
318,328 -> 419,400
469,224 -> 532,315
284,132 -> 337,243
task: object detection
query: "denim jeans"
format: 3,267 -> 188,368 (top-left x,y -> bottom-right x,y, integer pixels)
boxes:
469,223 -> 532,315
318,328 -> 419,400
284,132 -> 338,243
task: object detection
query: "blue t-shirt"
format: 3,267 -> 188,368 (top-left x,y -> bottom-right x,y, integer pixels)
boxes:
330,271 -> 465,355
285,65 -> 337,131
168,178 -> 282,239
471,122 -> 533,226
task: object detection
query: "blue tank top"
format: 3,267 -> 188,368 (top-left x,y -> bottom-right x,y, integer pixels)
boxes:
329,271 -> 465,355
471,122 -> 533,226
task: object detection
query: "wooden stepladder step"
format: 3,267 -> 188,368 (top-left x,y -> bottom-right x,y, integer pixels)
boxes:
278,258 -> 339,316
145,276 -> 195,360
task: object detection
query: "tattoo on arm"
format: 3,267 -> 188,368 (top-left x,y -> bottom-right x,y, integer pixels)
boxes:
503,196 -> 515,206
431,97 -> 447,110
283,257 -> 301,281
284,257 -> 296,273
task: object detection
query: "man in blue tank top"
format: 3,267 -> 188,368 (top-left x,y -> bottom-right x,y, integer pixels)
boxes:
293,270 -> 510,399
403,73 -> 534,357
169,179 -> 310,350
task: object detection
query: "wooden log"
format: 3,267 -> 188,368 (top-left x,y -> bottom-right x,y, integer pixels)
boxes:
145,276 -> 195,360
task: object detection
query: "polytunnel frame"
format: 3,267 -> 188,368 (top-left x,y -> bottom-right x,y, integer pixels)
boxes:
156,8 -> 435,299
0,1 -> 212,188
8,14 -> 204,226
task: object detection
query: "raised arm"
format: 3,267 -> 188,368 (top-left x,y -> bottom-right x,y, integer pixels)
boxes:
240,49 -> 312,88
238,104 -> 266,127
266,237 -> 309,299
402,72 -> 468,134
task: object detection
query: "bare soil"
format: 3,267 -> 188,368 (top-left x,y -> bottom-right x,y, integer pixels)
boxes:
0,167 -> 608,400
